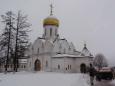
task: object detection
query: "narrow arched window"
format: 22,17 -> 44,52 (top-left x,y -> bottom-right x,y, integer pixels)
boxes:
55,29 -> 57,35
45,29 -> 46,36
21,65 -> 23,68
42,43 -> 44,48
11,65 -> 12,68
70,65 -> 71,69
38,48 -> 39,54
58,65 -> 60,69
46,61 -> 48,67
24,65 -> 26,68
64,49 -> 66,54
69,46 -> 71,50
66,68 -> 67,70
50,28 -> 52,36
30,62 -> 31,66
59,44 -> 62,54
68,65 -> 69,70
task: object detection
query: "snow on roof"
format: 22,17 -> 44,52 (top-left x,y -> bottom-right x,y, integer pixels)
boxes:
38,37 -> 46,43
52,54 -> 85,58
59,39 -> 67,44
80,44 -> 92,57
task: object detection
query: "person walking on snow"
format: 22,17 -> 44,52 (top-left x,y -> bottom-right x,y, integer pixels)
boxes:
89,63 -> 96,86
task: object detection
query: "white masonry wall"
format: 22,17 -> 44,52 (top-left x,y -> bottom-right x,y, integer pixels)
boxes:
51,57 -> 76,73
75,57 -> 91,72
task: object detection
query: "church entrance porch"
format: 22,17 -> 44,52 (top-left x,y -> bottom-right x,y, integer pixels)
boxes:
80,63 -> 86,73
34,59 -> 41,71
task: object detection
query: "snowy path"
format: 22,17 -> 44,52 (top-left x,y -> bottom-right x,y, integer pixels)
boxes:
0,72 -> 90,86
94,80 -> 115,86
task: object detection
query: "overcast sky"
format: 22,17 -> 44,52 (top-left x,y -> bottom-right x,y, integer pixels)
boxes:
0,0 -> 115,66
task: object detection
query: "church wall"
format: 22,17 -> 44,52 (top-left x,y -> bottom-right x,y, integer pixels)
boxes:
42,54 -> 52,72
51,57 -> 76,73
27,57 -> 32,71
64,57 -> 76,73
75,57 -> 91,73
32,53 -> 53,72
43,41 -> 54,72
51,57 -> 65,72
18,63 -> 28,71
27,37 -> 55,72
27,55 -> 44,71
27,38 -> 44,71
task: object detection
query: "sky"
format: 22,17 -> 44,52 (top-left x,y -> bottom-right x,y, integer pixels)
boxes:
0,0 -> 115,66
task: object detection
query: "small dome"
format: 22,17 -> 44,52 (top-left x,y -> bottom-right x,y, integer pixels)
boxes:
43,16 -> 59,27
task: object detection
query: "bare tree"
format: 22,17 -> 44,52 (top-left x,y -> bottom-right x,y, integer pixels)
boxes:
0,11 -> 15,72
93,53 -> 108,69
0,11 -> 31,73
14,11 -> 31,72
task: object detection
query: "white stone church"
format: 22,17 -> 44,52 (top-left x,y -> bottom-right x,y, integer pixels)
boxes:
25,6 -> 94,73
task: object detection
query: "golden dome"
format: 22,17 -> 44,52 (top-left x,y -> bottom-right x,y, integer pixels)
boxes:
43,16 -> 59,27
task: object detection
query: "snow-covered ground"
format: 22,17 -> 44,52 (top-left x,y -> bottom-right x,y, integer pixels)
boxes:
95,80 -> 115,86
0,72 -> 90,86
111,80 -> 115,84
